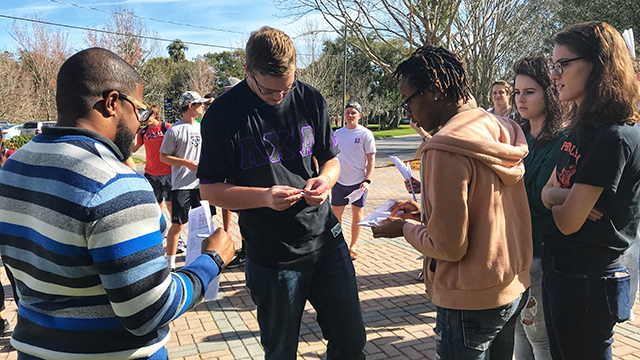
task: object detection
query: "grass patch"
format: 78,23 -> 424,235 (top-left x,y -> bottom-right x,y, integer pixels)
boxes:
332,125 -> 418,139
132,157 -> 146,165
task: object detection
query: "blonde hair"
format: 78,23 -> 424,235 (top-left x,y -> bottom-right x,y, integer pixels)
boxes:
245,27 -> 296,77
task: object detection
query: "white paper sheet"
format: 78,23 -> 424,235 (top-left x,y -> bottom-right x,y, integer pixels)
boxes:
345,188 -> 365,205
623,29 -> 635,58
357,199 -> 404,227
389,155 -> 417,201
390,156 -> 412,180
186,200 -> 220,301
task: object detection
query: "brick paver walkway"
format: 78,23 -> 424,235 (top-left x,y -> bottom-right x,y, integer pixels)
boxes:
2,164 -> 640,359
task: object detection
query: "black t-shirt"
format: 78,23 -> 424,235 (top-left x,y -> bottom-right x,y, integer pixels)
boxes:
197,79 -> 342,268
543,123 -> 640,270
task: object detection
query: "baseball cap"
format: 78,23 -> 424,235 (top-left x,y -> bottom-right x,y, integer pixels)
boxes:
223,77 -> 242,89
179,91 -> 208,107
345,102 -> 363,115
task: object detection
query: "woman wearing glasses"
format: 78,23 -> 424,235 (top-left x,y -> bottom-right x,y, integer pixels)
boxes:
541,22 -> 640,359
511,55 -> 567,360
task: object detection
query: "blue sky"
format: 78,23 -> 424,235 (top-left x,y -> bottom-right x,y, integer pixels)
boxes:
0,0 -> 333,63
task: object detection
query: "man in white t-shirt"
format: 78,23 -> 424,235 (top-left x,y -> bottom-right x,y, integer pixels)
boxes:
159,91 -> 213,270
331,102 -> 376,260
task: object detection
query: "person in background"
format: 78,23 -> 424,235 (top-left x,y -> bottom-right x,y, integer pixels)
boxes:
511,54 -> 567,360
0,138 -> 11,336
488,80 -> 515,118
541,22 -> 640,360
331,102 -> 376,260
131,104 -> 173,220
0,48 -> 235,359
373,44 -> 532,359
160,91 -> 212,270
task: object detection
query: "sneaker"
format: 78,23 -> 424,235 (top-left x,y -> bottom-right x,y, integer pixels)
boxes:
176,239 -> 186,254
227,250 -> 246,268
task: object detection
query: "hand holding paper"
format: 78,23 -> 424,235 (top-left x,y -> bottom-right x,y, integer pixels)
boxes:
357,199 -> 405,227
390,156 -> 417,201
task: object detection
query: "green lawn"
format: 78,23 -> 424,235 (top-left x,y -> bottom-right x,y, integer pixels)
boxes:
332,125 -> 418,139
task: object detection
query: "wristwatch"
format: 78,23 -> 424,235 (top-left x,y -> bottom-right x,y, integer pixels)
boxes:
203,250 -> 226,273
363,179 -> 372,184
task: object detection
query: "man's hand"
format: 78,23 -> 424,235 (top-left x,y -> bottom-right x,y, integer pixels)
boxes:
372,217 -> 406,238
201,228 -> 236,265
185,160 -> 199,171
264,185 -> 303,211
359,181 -> 370,193
303,177 -> 330,206
390,200 -> 421,222
404,176 -> 421,194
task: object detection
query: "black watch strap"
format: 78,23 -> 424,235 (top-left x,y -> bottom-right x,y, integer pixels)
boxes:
203,250 -> 226,273
363,179 -> 371,184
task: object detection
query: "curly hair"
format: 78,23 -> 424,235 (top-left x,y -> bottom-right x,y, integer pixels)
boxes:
393,45 -> 472,103
0,138 -> 6,168
511,55 -> 566,145
554,22 -> 640,129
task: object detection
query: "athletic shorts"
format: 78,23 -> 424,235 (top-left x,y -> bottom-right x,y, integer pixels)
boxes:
330,182 -> 367,208
171,189 -> 217,225
144,173 -> 172,203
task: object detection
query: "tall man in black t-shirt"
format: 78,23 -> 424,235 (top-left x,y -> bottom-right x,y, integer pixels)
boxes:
197,27 -> 366,359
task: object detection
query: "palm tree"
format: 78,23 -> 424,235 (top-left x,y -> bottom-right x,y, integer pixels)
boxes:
167,39 -> 188,62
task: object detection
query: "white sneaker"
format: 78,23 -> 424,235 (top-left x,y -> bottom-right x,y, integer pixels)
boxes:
176,239 -> 186,254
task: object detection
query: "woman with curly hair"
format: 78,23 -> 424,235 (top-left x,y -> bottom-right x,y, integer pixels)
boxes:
511,55 -> 567,360
541,21 -> 640,359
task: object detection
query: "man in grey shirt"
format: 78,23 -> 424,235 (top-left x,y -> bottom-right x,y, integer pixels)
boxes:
160,91 -> 213,270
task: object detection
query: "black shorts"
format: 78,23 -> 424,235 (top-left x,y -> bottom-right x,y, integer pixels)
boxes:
171,189 -> 217,225
144,173 -> 172,203
330,182 -> 367,208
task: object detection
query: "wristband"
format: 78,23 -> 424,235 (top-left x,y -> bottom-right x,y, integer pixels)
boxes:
363,179 -> 371,184
203,250 -> 226,273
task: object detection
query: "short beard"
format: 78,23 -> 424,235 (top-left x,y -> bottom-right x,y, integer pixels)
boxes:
113,116 -> 135,160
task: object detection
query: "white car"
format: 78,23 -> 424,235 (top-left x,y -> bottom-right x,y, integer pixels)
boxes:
2,124 -> 23,140
21,121 -> 56,136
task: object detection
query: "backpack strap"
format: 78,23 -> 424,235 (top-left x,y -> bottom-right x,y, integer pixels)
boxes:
161,122 -> 168,134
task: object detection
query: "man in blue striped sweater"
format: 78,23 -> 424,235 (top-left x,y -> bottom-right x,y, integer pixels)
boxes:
0,48 -> 235,360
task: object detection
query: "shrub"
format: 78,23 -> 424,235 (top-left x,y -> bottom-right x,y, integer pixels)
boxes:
6,135 -> 34,150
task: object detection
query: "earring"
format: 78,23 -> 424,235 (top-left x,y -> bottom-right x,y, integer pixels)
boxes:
434,96 -> 438,101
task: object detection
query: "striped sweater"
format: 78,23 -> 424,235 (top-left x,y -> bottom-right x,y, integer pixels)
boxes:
0,127 -> 220,359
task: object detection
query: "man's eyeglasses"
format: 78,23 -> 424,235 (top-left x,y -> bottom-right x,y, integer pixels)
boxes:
549,57 -> 582,76
252,74 -> 296,96
118,93 -> 151,123
400,90 -> 422,113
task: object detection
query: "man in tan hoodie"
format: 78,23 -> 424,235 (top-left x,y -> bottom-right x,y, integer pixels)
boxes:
373,45 -> 532,360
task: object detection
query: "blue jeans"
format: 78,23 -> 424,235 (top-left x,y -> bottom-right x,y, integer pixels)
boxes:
245,241 -> 366,360
514,257 -> 552,360
434,288 -> 529,360
541,249 -> 631,360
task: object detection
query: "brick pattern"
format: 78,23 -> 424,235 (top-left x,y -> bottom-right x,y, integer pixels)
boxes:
1,165 -> 640,359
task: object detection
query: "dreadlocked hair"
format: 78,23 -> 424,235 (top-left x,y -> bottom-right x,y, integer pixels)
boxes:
393,45 -> 472,103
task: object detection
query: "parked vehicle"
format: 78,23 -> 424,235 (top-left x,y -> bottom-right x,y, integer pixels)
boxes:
21,121 -> 56,136
0,120 -> 11,127
400,118 -> 411,125
2,124 -> 23,140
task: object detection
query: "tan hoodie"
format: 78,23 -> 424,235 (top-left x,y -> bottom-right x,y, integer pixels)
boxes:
403,108 -> 532,310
